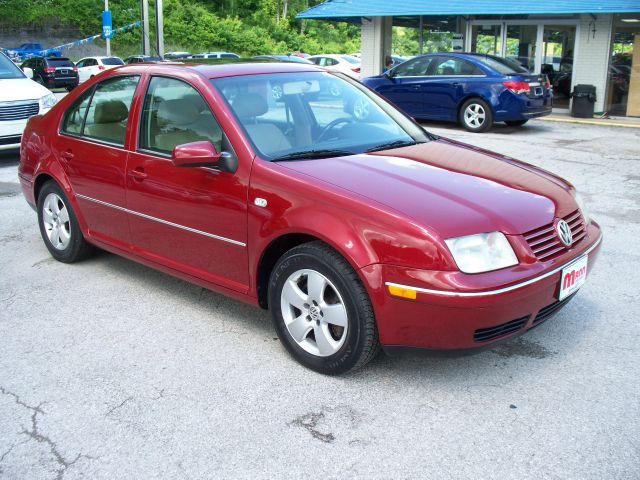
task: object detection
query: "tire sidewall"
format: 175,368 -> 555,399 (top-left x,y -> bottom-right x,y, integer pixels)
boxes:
37,181 -> 85,263
460,98 -> 493,133
269,249 -> 368,374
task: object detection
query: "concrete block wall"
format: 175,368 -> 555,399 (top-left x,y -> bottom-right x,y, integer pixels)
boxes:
573,14 -> 614,113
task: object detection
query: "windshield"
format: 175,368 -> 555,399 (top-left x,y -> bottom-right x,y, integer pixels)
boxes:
47,58 -> 75,67
342,55 -> 360,64
102,57 -> 124,66
0,52 -> 25,79
479,55 -> 530,75
212,72 -> 429,161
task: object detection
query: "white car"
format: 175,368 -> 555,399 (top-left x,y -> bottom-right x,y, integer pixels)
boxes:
0,51 -> 57,151
307,54 -> 361,79
191,52 -> 240,59
75,56 -> 124,83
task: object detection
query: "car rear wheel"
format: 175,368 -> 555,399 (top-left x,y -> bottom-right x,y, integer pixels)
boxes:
459,98 -> 493,133
505,119 -> 528,127
37,181 -> 93,263
269,241 -> 379,374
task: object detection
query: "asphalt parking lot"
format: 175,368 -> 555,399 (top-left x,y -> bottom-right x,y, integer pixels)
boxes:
1,118 -> 639,479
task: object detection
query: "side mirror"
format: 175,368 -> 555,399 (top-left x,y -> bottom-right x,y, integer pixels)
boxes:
171,141 -> 237,173
23,67 -> 34,79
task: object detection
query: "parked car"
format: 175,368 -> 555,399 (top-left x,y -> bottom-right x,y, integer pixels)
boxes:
124,55 -> 162,64
20,56 -> 78,91
253,55 -> 313,64
0,51 -> 57,150
307,54 -> 361,78
363,52 -> 553,132
191,52 -> 240,59
5,43 -> 61,61
164,51 -> 191,60
18,62 -> 601,374
75,56 -> 124,83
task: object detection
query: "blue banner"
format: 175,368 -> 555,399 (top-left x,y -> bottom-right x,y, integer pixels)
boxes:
102,10 -> 113,39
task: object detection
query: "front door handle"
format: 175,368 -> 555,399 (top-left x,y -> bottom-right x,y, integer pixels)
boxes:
128,168 -> 148,181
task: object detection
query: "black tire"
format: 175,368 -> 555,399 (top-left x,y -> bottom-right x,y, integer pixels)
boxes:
505,119 -> 528,127
37,181 -> 93,263
459,98 -> 493,133
65,85 -> 75,92
269,241 -> 379,374
35,76 -> 44,85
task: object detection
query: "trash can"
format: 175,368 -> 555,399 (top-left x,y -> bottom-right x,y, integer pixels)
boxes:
571,84 -> 596,118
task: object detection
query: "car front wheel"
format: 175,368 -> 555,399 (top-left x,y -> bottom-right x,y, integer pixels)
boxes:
269,241 -> 379,374
459,98 -> 493,133
37,181 -> 93,263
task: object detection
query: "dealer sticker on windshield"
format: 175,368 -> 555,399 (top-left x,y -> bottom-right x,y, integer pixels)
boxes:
558,255 -> 588,300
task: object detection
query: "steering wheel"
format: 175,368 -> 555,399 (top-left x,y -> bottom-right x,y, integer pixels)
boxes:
316,117 -> 354,142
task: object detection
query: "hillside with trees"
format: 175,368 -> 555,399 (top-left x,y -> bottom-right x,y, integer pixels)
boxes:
0,0 -> 361,57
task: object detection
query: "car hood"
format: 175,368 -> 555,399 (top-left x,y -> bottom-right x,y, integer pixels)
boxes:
0,78 -> 51,102
278,138 -> 573,239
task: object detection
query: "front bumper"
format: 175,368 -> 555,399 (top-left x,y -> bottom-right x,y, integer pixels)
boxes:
360,221 -> 602,350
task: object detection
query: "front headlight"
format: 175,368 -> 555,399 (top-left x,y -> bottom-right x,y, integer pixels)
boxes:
445,232 -> 518,274
573,191 -> 590,225
39,93 -> 57,110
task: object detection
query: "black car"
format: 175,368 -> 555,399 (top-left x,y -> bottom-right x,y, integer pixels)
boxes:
20,56 -> 78,91
124,55 -> 163,64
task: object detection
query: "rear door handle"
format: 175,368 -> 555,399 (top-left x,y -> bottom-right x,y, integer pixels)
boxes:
128,168 -> 148,181
60,150 -> 74,162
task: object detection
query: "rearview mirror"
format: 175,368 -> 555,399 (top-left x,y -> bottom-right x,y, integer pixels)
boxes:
171,141 -> 237,173
22,67 -> 34,79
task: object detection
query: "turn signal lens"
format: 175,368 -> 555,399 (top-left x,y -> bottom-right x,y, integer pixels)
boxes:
503,80 -> 530,95
387,284 -> 417,300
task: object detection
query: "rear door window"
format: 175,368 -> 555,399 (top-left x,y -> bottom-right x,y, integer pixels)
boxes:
393,56 -> 434,77
81,76 -> 140,145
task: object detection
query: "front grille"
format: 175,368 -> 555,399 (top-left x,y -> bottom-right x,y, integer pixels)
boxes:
523,210 -> 587,262
533,293 -> 577,325
0,135 -> 21,146
474,315 -> 529,343
0,100 -> 40,121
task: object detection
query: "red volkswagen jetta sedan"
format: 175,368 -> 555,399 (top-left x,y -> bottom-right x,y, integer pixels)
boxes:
18,62 -> 602,374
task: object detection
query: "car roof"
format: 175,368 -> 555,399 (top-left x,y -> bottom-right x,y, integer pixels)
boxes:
106,61 -> 322,79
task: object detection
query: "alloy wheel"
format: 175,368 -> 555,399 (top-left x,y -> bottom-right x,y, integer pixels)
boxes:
280,268 -> 348,357
42,193 -> 71,250
464,103 -> 486,129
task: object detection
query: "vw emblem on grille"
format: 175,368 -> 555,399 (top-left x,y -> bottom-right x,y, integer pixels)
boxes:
556,219 -> 573,247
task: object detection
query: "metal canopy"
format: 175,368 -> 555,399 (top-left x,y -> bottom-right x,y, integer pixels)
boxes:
297,0 -> 640,19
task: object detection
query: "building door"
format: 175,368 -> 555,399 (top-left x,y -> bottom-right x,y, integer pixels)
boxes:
471,24 -> 502,56
543,25 -> 576,108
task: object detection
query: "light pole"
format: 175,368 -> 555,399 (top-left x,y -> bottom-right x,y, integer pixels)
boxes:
105,0 -> 111,56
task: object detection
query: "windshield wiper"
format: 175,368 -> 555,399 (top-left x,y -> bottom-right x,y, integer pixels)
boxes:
271,149 -> 354,162
365,140 -> 420,153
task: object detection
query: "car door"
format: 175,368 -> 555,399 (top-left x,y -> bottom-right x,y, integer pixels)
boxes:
76,59 -> 90,83
377,56 -> 434,117
126,75 -> 249,291
421,56 -> 484,121
57,74 -> 141,248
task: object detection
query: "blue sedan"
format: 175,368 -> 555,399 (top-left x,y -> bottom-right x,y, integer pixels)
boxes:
362,53 -> 552,132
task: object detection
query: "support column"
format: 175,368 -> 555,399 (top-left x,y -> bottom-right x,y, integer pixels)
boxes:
360,16 -> 393,78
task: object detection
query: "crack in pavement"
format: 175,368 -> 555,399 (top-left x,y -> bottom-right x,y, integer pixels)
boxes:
0,386 -> 94,479
105,396 -> 134,417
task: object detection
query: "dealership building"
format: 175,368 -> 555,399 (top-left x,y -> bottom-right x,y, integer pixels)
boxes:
298,0 -> 640,116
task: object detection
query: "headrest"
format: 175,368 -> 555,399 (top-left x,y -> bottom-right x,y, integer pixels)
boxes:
94,100 -> 128,124
233,93 -> 268,118
157,99 -> 200,127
